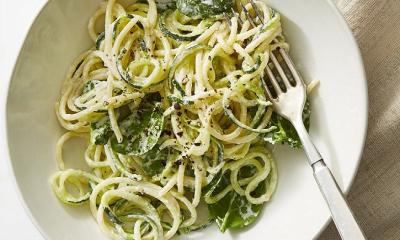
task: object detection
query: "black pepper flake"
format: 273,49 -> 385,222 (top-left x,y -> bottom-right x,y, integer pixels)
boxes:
173,103 -> 181,110
208,56 -> 211,61
194,142 -> 201,146
177,132 -> 183,137
177,111 -> 182,116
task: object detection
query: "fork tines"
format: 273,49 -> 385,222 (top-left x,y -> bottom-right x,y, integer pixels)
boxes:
229,1 -> 303,99
263,49 -> 304,99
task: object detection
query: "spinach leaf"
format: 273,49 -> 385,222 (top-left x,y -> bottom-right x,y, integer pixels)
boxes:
238,165 -> 257,179
205,170 -> 264,232
212,192 -> 263,232
176,0 -> 233,18
204,170 -> 230,199
263,100 -> 311,148
141,145 -> 168,176
90,116 -> 112,145
110,103 -> 164,156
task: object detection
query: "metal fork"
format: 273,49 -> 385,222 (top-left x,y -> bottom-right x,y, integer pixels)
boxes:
237,1 -> 367,239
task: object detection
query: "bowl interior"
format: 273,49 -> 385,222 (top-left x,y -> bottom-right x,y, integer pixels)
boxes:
6,0 -> 367,239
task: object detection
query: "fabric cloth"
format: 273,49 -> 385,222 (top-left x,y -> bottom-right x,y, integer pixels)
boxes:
319,0 -> 400,239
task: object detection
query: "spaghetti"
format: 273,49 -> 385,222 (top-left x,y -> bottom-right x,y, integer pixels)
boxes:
50,0 -> 289,239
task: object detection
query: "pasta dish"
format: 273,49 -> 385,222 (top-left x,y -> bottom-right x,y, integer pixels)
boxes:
51,0 -> 311,239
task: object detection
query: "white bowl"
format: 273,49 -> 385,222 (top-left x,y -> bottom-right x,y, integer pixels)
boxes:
5,0 -> 367,239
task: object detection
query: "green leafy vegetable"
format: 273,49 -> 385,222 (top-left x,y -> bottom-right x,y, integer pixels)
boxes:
141,145 -> 168,176
90,116 -> 112,145
211,192 -> 263,232
238,165 -> 257,179
204,170 -> 264,232
111,103 -> 164,156
176,0 -> 234,18
263,100 -> 311,148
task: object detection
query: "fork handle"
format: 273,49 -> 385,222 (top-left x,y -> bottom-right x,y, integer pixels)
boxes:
313,160 -> 366,239
293,119 -> 367,240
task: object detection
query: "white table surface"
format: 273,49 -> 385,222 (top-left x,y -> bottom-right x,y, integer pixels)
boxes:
0,0 -> 46,239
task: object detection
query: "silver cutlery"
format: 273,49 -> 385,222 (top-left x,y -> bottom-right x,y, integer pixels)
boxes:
233,1 -> 367,239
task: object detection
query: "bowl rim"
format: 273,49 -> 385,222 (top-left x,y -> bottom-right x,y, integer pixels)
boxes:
3,0 -> 368,239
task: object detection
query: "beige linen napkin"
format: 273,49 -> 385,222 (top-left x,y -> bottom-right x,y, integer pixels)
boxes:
319,0 -> 400,239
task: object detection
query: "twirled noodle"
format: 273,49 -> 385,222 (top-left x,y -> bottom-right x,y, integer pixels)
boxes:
50,0 -> 288,239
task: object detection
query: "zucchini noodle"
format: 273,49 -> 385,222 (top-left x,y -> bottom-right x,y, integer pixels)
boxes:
49,0 -> 298,239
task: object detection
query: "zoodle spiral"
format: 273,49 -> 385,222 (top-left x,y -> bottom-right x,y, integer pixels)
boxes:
50,0 -> 307,239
